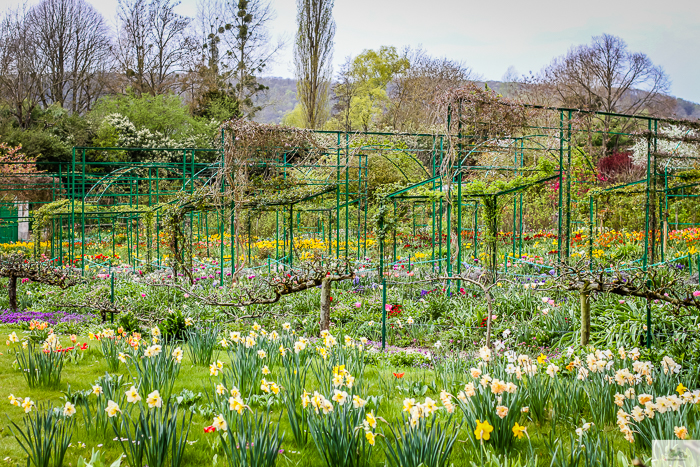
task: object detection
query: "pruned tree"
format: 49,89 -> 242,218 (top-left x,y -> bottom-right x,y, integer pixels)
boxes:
0,253 -> 82,311
547,260 -> 700,345
27,0 -> 112,113
151,255 -> 354,333
434,270 -> 504,348
293,0 -> 335,129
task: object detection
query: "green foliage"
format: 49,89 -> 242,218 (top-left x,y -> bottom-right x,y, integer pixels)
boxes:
112,400 -> 192,467
384,413 -> 460,467
186,324 -> 221,366
118,311 -> 141,334
306,399 -> 373,467
329,46 -> 410,131
128,343 -> 182,398
162,309 -> 188,343
387,351 -> 430,368
218,411 -> 282,467
91,91 -> 194,137
192,90 -> 242,122
282,103 -> 306,128
10,404 -> 74,467
89,91 -> 220,153
16,342 -> 65,388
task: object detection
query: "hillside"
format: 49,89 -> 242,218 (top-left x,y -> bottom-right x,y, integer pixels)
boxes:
253,77 -> 700,124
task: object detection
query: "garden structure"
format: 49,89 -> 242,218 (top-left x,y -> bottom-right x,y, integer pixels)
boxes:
3,86 -> 700,348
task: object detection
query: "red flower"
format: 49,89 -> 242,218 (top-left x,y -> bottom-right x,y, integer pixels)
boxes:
393,372 -> 405,378
79,343 -> 88,351
204,426 -> 216,433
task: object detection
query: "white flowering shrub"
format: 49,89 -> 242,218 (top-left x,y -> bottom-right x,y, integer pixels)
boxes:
631,124 -> 700,169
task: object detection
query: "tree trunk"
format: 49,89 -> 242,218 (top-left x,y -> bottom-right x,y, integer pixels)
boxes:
319,277 -> 331,334
8,275 -> 18,311
485,291 -> 493,348
580,286 -> 591,345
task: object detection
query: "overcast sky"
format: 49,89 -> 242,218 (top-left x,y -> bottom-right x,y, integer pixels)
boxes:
3,0 -> 700,103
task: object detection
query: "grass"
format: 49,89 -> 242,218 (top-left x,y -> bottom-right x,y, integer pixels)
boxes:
0,327 -> 648,467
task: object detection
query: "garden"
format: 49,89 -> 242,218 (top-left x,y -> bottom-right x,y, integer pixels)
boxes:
1,87 -> 700,467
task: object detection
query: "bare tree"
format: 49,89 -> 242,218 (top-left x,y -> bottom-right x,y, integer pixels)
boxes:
330,56 -> 357,132
27,0 -> 112,113
294,0 -> 335,129
543,34 -> 669,114
0,6 -> 46,128
385,49 -> 478,132
224,0 -> 282,117
187,0 -> 283,118
540,34 -> 670,158
115,0 -> 194,96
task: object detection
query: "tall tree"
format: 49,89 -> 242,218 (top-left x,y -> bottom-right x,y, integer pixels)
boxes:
190,0 -> 283,118
27,0 -> 112,113
543,34 -> 670,115
384,49 -> 472,131
115,0 -> 194,96
540,34 -> 671,158
0,7 -> 46,128
293,0 -> 335,129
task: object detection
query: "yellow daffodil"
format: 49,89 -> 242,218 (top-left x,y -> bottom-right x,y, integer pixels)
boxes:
474,419 -> 493,441
512,422 -> 527,439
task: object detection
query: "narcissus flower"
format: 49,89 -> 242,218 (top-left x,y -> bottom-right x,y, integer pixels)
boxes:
125,386 -> 141,403
105,400 -> 121,417
512,422 -> 527,439
212,414 -> 227,432
474,419 -> 493,441
147,390 -> 162,408
496,405 -> 509,419
675,426 -> 688,440
63,401 -> 76,417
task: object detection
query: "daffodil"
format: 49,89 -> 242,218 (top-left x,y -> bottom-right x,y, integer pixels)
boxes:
147,390 -> 162,408
63,401 -> 76,417
332,390 -> 348,405
213,414 -> 227,432
229,396 -> 246,414
365,431 -> 376,446
105,400 -> 121,417
403,398 -> 416,412
512,422 -> 527,439
474,419 -> 493,441
353,395 -> 367,408
125,386 -> 141,403
365,411 -> 377,429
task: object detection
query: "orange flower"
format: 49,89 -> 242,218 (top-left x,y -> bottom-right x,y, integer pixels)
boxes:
393,372 -> 405,378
